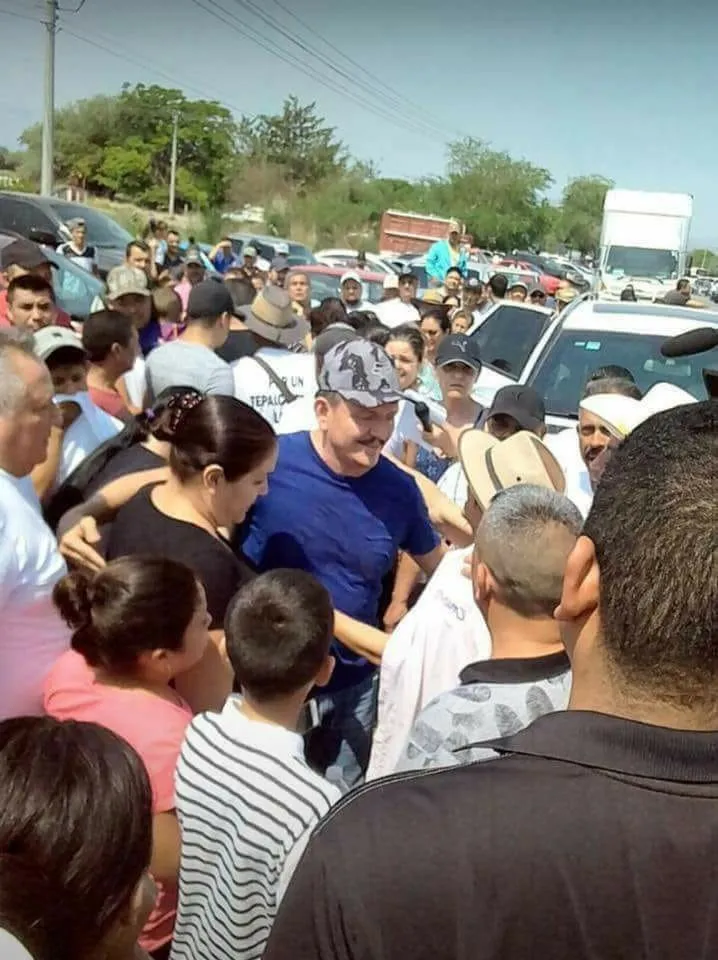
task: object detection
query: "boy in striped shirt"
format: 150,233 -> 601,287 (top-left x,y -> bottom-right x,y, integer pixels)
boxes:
171,570 -> 341,960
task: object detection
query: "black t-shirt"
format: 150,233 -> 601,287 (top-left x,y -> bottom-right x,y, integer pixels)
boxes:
86,444 -> 165,498
216,330 -> 256,364
105,484 -> 253,627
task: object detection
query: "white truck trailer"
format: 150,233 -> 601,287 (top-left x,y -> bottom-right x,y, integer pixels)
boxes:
597,189 -> 693,301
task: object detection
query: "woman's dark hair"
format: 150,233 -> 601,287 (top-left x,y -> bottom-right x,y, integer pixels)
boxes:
54,556 -> 201,674
309,298 -> 347,338
421,308 -> 451,333
0,856 -> 57,960
387,323 -> 425,362
170,395 -> 276,483
364,324 -> 391,347
345,311 -> 380,336
43,387 -> 203,532
0,716 -> 152,960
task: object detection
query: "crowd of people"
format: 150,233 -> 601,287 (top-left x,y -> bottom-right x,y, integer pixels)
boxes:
0,216 -> 715,960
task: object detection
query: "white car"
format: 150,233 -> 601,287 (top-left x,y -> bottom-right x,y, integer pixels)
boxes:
521,299 -> 718,431
467,300 -> 555,404
314,249 -> 397,275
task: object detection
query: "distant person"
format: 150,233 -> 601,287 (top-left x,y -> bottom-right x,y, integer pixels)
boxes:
0,240 -> 72,328
488,273 -> 508,301
57,217 -> 97,276
269,255 -> 290,289
425,221 -> 468,285
662,277 -> 703,308
175,247 -> 207,314
620,284 -> 637,302
508,281 -> 528,302
209,237 -> 240,275
124,239 -> 153,279
146,279 -> 234,398
81,310 -> 139,420
339,271 -> 371,311
158,229 -> 185,277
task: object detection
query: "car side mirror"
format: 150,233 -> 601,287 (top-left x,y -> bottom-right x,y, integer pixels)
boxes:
28,228 -> 59,248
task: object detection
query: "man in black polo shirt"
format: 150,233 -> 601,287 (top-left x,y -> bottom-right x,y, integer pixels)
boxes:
265,400 -> 718,960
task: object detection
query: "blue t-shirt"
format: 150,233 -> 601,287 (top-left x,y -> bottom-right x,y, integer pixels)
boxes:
211,250 -> 240,274
241,432 -> 440,690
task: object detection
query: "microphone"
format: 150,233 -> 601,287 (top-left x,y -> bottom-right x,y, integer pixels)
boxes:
660,327 -> 718,358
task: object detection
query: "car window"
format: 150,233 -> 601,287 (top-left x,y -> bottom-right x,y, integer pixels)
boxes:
46,251 -> 103,318
48,202 -> 132,248
528,329 -> 718,417
0,196 -> 55,238
410,265 -> 428,287
471,305 -> 551,379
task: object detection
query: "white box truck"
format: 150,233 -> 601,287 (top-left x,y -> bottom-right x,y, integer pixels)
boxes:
597,189 -> 693,302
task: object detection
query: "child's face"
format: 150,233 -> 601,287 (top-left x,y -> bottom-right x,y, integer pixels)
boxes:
50,363 -> 87,396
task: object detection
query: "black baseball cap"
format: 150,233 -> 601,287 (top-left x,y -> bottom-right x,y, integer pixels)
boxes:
312,322 -> 359,359
187,279 -> 234,319
1,239 -> 51,271
487,385 -> 546,432
271,255 -> 289,272
435,333 -> 482,372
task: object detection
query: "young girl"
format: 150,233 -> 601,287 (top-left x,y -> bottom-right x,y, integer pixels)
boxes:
44,555 -> 211,959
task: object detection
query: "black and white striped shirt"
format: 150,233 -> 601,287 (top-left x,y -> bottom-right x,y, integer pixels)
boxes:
171,696 -> 341,960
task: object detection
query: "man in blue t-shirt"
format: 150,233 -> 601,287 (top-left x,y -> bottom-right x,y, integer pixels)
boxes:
241,339 -> 444,788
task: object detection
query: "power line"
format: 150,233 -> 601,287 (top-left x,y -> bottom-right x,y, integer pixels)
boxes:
59,24 -> 246,115
267,0 -> 465,140
0,7 -> 43,22
188,0 -> 447,143
225,0 -> 454,140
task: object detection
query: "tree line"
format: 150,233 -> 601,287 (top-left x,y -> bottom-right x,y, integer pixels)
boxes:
2,82 -> 615,253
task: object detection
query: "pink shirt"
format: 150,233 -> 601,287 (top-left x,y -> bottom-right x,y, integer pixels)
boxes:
43,650 -> 192,952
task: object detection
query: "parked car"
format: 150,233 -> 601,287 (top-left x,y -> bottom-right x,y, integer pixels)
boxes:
300,264 -> 386,305
0,229 -> 105,320
523,299 -> 718,430
0,192 -> 132,277
512,250 -> 589,290
315,249 -> 398,275
228,233 -> 316,267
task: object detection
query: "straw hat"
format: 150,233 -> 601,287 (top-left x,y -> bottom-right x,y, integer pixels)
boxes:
458,430 -> 565,510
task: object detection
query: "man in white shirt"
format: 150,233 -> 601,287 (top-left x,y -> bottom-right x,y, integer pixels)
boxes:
546,373 -> 642,518
233,285 -> 316,433
0,332 -> 69,719
57,217 -> 97,275
374,273 -> 421,329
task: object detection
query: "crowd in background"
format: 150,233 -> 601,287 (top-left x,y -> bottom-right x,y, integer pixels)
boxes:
0,215 -> 715,960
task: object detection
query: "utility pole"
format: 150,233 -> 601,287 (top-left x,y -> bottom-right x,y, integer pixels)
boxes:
168,111 -> 179,216
41,0 -> 59,196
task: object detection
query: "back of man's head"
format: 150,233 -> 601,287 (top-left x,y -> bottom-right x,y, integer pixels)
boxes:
583,376 -> 643,402
0,330 -> 37,417
583,401 -> 717,704
224,569 -> 334,702
475,485 -> 583,618
488,274 -> 508,299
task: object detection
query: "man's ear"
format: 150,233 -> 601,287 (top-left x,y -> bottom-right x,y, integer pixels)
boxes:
314,395 -> 330,429
472,560 -> 493,612
555,535 -> 599,623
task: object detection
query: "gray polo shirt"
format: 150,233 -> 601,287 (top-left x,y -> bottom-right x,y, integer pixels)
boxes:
145,340 -> 234,399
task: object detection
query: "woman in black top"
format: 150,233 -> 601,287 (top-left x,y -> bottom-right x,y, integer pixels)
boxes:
45,387 -> 203,531
105,395 -> 277,708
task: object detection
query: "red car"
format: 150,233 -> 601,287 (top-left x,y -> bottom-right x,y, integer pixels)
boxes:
498,259 -> 560,295
296,264 -> 387,305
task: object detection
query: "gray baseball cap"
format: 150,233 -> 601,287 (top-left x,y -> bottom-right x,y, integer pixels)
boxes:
106,265 -> 150,301
317,339 -> 405,408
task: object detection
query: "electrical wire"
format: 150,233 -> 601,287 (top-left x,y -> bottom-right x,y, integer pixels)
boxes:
59,24 -> 246,115
188,0 -> 447,142
0,7 -> 43,23
225,0 -> 454,140
268,0 -> 453,133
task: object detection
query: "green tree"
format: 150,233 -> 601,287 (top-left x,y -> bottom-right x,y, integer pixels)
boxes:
238,96 -> 346,190
559,175 -> 614,255
440,137 -> 554,249
17,85 -> 237,210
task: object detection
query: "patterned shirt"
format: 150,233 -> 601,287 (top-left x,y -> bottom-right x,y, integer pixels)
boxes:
397,651 -> 571,772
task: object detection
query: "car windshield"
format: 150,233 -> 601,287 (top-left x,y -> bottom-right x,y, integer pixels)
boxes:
308,273 -> 383,305
471,305 -> 551,379
528,328 -> 718,417
49,202 -> 132,249
605,246 -> 679,280
45,249 -> 104,318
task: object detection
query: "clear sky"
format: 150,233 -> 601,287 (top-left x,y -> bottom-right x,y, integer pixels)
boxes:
1,0 -> 717,244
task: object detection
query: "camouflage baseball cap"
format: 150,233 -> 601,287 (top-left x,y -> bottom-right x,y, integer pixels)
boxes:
318,340 -> 405,408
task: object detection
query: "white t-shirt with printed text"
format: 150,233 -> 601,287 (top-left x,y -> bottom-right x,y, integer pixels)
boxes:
233,348 -> 317,434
